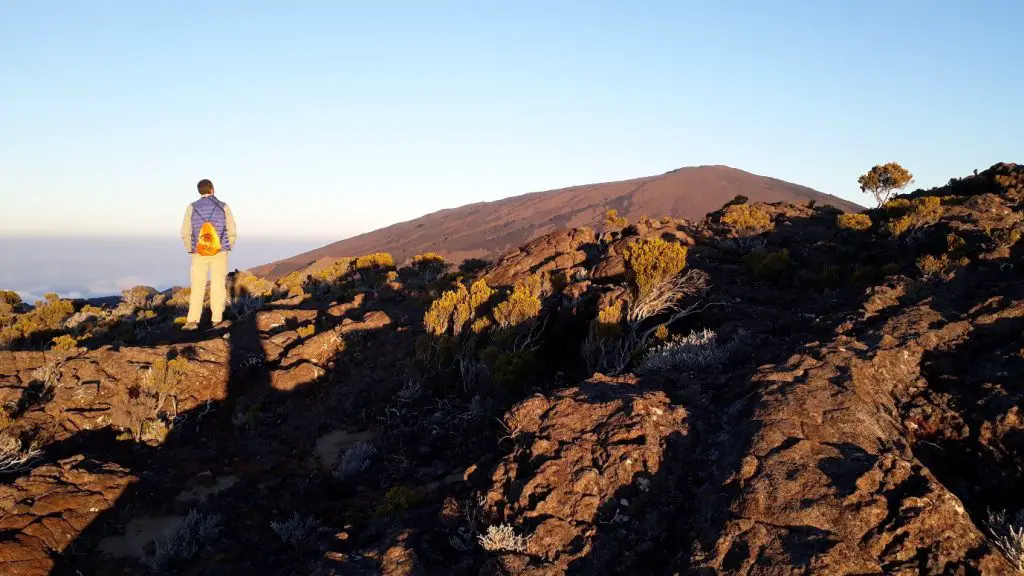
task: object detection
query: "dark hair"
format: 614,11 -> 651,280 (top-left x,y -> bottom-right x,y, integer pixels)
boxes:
197,179 -> 214,195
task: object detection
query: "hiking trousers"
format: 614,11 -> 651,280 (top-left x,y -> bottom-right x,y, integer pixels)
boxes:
186,251 -> 229,324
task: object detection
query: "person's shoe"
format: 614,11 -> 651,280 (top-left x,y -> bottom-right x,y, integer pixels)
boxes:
211,320 -> 232,331
181,322 -> 199,332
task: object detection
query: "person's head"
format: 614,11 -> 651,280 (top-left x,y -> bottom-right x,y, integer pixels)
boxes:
197,179 -> 215,196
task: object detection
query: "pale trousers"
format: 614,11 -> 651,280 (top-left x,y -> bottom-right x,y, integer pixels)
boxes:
186,251 -> 229,324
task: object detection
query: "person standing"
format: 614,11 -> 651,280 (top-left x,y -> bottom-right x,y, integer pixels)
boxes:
180,179 -> 237,331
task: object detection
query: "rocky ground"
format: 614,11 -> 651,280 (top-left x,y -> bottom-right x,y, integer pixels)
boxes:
1,163 -> 1023,575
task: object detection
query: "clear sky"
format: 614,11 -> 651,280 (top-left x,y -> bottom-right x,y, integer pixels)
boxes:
2,1 -> 1021,239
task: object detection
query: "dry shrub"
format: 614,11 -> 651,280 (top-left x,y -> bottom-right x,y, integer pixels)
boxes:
721,203 -> 774,236
141,357 -> 189,417
121,286 -> 157,309
837,213 -> 873,231
270,513 -> 322,547
146,509 -> 221,569
622,237 -> 689,299
115,357 -> 189,441
0,431 -> 40,473
478,523 -> 529,553
987,508 -> 1024,572
638,328 -> 740,374
111,385 -> 159,442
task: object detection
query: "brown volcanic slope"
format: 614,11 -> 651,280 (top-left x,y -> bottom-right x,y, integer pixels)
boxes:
251,165 -> 862,279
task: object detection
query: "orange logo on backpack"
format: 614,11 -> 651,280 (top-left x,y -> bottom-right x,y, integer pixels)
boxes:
196,221 -> 222,256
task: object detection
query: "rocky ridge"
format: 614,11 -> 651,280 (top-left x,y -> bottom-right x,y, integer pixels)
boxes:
0,163 -> 1022,575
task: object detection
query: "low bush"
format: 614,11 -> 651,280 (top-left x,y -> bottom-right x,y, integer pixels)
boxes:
233,271 -> 276,298
353,252 -> 395,271
721,203 -> 774,236
407,253 -> 449,283
622,237 -> 689,299
423,279 -> 494,337
146,509 -> 220,570
638,328 -> 736,374
1,296 -> 76,350
375,486 -> 422,517
270,513 -> 322,548
917,233 -> 970,277
744,248 -> 792,281
334,441 -> 376,480
491,349 -> 539,390
884,196 -> 943,236
50,334 -> 79,352
836,213 -> 872,231
478,524 -> 529,553
492,276 -> 544,330
604,208 -> 628,229
987,508 -> 1024,571
121,286 -> 157,310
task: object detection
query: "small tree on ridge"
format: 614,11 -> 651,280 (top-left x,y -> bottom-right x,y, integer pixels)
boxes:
858,162 -> 914,207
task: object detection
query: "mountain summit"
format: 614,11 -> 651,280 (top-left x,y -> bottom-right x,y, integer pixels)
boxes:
251,165 -> 861,279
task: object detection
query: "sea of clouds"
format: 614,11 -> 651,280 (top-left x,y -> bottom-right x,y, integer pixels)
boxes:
0,236 -> 330,303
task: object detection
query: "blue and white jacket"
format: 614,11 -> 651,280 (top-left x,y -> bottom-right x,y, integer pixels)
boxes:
180,195 -> 237,253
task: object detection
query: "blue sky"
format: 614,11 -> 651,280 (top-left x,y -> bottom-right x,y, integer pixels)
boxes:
2,1 -> 1021,239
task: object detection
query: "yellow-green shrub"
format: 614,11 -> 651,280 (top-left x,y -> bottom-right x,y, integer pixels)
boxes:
405,252 -> 449,283
917,233 -> 970,276
50,334 -> 78,352
142,357 -> 189,402
296,324 -> 316,338
121,286 -> 156,309
353,252 -> 395,271
167,287 -> 191,310
884,196 -> 942,236
0,291 -> 21,317
375,486 -> 422,517
492,277 -> 543,330
492,349 -> 539,390
234,270 -> 276,298
278,271 -> 306,294
4,297 -> 76,349
590,299 -> 626,339
604,208 -> 628,229
837,213 -> 872,231
309,258 -> 353,284
817,264 -> 843,289
423,279 -> 494,337
745,249 -> 792,281
622,237 -> 689,297
879,262 -> 902,277
721,204 -> 774,235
